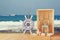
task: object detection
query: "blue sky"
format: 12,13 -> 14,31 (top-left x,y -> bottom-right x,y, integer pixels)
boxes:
0,0 -> 60,15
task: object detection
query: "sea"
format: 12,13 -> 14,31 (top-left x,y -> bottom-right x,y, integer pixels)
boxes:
0,15 -> 59,21
0,15 -> 60,33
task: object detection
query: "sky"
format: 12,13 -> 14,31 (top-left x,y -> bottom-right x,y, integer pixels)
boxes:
0,0 -> 60,15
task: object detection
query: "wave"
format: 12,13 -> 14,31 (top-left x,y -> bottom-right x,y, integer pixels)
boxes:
0,20 -> 60,30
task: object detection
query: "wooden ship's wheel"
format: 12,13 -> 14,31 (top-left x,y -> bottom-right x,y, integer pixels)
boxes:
23,10 -> 34,34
